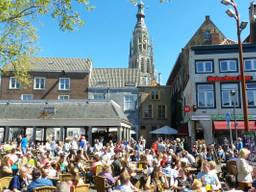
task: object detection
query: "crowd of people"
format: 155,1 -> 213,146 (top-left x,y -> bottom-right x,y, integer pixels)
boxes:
0,134 -> 256,192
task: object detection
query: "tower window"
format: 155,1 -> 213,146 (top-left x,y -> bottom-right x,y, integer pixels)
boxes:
141,58 -> 145,72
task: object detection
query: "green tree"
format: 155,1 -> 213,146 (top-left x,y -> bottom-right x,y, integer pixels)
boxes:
0,0 -> 94,85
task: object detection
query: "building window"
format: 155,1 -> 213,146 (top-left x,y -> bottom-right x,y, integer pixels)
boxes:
158,105 -> 166,119
124,95 -> 136,111
151,90 -> 160,100
144,104 -> 153,118
9,77 -> 20,89
58,95 -> 69,100
197,84 -> 215,108
247,83 -> 256,107
93,93 -> 105,100
21,94 -> 33,100
221,83 -> 240,108
59,78 -> 70,90
34,77 -> 45,90
219,59 -> 238,73
195,60 -> 213,73
244,58 -> 256,71
203,30 -> 212,43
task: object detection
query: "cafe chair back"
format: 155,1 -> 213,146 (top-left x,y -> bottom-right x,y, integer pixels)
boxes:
32,186 -> 57,192
0,176 -> 12,191
59,173 -> 73,182
94,175 -> 112,192
71,184 -> 90,192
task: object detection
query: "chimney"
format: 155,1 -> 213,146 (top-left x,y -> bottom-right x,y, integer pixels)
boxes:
249,1 -> 256,43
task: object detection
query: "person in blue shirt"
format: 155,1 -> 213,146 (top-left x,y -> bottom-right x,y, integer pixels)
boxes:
9,167 -> 28,192
27,168 -> 53,192
21,135 -> 28,155
236,137 -> 244,151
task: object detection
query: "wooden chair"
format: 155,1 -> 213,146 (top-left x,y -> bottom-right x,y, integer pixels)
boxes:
95,165 -> 103,176
32,186 -> 57,192
0,176 -> 12,191
94,176 -> 112,192
227,160 -> 237,176
71,184 -> 90,192
59,173 -> 72,182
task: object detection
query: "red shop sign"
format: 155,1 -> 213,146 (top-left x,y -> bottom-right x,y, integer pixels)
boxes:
184,105 -> 191,113
207,75 -> 252,82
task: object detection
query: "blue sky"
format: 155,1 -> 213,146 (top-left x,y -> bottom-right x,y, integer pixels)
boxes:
35,0 -> 251,84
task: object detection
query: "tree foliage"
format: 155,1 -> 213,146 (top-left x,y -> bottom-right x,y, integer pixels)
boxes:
0,0 -> 94,86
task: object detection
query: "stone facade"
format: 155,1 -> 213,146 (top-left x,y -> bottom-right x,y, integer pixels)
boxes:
184,44 -> 256,144
138,86 -> 171,144
166,16 -> 235,143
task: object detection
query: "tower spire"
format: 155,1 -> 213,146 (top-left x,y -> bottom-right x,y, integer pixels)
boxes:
136,1 -> 145,20
128,1 -> 155,86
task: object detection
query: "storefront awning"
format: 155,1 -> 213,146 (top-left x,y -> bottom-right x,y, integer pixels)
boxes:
213,121 -> 256,131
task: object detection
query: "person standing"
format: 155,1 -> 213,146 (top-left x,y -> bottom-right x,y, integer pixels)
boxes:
236,148 -> 253,191
236,137 -> 244,151
21,135 -> 28,155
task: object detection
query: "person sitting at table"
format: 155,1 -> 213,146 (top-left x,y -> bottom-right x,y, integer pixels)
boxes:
26,152 -> 36,168
9,167 -> 29,192
130,150 -> 138,162
145,166 -> 169,191
27,168 -> 53,192
223,175 -> 243,192
56,153 -> 67,173
112,155 -> 122,177
197,161 -> 221,189
71,171 -> 84,187
115,171 -> 139,192
172,169 -> 192,191
42,162 -> 58,179
99,164 -> 117,188
191,179 -> 205,192
0,155 -> 13,177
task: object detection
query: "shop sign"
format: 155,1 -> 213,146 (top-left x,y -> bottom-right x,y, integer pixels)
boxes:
212,114 -> 254,120
184,105 -> 191,113
207,75 -> 252,82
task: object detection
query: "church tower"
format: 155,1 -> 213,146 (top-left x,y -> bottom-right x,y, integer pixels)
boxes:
129,1 -> 154,85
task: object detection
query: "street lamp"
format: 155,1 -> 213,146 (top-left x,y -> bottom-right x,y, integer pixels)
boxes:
221,0 -> 249,131
230,89 -> 238,141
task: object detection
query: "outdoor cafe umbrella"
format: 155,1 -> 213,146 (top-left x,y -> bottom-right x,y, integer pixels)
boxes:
150,125 -> 178,135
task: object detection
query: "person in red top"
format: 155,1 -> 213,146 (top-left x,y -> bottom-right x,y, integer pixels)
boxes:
160,154 -> 168,167
152,141 -> 158,154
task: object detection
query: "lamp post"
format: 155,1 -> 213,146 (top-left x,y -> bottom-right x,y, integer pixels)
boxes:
221,0 -> 249,131
230,89 -> 238,141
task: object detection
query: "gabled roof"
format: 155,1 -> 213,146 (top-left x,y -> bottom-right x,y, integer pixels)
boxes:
184,16 -> 235,48
0,100 -> 131,127
4,57 -> 92,73
89,68 -> 141,88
